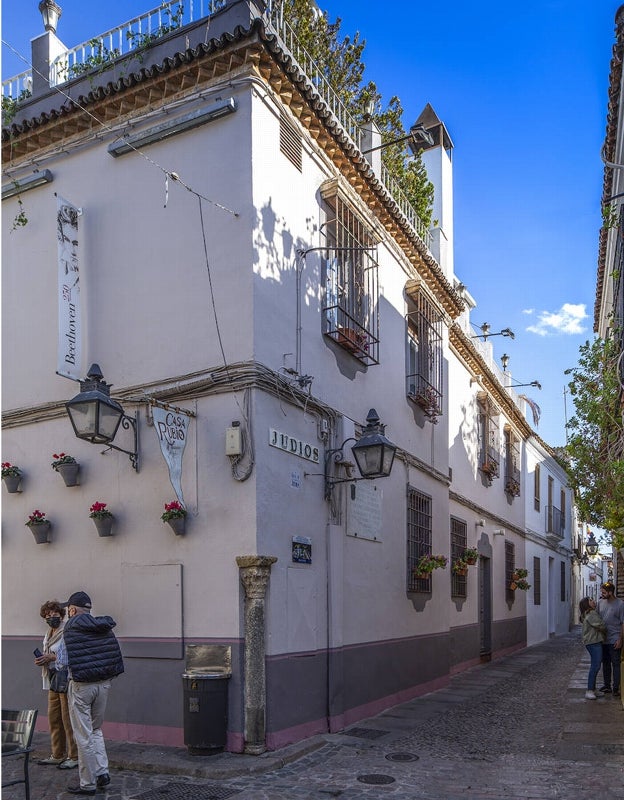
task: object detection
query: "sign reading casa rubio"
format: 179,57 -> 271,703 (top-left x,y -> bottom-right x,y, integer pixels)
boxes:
152,406 -> 191,506
56,196 -> 81,380
269,429 -> 320,463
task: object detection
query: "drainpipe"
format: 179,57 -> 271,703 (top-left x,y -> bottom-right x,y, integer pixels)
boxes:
236,555 -> 277,754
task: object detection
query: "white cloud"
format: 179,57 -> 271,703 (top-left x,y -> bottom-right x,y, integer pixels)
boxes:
522,308 -> 534,315
526,303 -> 588,336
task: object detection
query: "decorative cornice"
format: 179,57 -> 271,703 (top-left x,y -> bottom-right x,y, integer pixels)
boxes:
596,6 -> 624,330
2,16 -> 463,320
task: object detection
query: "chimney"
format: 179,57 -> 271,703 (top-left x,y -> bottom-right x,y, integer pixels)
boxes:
31,1 -> 67,98
413,103 -> 454,279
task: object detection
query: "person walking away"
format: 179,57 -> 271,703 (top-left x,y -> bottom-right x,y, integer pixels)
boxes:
55,590 -> 124,796
34,600 -> 78,768
579,596 -> 606,699
597,581 -> 624,697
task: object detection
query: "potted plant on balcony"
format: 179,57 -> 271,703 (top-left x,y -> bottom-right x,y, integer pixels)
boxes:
2,462 -> 22,493
481,460 -> 499,481
509,568 -> 530,591
337,326 -> 368,355
161,500 -> 187,535
463,548 -> 478,565
25,509 -> 51,543
51,453 -> 80,487
89,501 -> 114,537
452,558 -> 469,577
413,553 -> 447,580
505,477 -> 520,497
412,385 -> 441,424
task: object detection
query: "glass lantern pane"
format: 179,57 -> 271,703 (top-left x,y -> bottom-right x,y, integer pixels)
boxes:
68,400 -> 98,437
99,403 -> 123,440
353,443 -> 383,477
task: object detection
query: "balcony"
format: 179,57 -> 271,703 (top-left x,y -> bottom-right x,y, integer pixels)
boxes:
546,505 -> 565,540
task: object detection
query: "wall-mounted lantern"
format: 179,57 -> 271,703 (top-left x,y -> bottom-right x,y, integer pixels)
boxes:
65,364 -> 139,471
324,409 -> 396,500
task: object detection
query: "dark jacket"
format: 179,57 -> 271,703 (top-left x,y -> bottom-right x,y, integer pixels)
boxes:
64,613 -> 124,683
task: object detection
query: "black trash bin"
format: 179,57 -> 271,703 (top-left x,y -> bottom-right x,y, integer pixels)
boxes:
182,671 -> 231,754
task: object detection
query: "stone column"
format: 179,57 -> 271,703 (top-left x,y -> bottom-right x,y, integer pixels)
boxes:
236,555 -> 277,755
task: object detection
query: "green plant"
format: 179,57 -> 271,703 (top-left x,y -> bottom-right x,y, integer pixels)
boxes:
413,553 -> 447,576
126,4 -> 184,51
564,336 -> 624,537
67,39 -> 121,78
1,88 -> 32,126
89,501 -> 113,519
510,578 -> 530,591
11,195 -> 28,232
26,509 -> 49,526
512,568 -> 528,580
452,559 -> 469,575
463,548 -> 478,564
602,202 -> 619,230
2,462 -> 21,478
51,453 -> 77,469
161,500 -> 187,522
282,0 -> 434,227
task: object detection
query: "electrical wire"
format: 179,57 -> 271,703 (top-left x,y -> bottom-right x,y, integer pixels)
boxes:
1,38 -> 239,217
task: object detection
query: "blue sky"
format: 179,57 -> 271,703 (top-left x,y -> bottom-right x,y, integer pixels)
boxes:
2,0 -> 617,447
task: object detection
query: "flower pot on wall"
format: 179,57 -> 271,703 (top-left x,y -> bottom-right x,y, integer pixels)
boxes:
30,523 -> 51,544
167,517 -> 186,536
3,475 -> 22,493
93,517 -> 114,537
56,462 -> 80,487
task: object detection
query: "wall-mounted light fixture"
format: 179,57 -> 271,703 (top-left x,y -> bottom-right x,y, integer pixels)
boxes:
501,353 -> 510,372
66,364 -> 139,471
585,530 -> 599,557
108,97 -> 237,157
39,0 -> 62,33
471,323 -> 515,341
324,409 -> 397,500
493,529 -> 505,536
2,169 -> 53,200
361,123 -> 434,155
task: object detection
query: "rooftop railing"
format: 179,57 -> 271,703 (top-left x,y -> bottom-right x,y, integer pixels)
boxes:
3,0 -> 432,250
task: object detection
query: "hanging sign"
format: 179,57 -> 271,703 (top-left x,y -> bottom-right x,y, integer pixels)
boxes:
56,196 -> 81,380
152,406 -> 191,506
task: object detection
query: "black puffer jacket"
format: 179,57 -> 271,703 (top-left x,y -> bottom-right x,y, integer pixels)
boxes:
64,613 -> 124,683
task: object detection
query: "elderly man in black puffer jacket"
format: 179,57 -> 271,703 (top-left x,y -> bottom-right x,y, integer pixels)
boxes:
56,590 -> 124,796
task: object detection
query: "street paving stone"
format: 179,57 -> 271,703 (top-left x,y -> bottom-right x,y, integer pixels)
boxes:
3,631 -> 623,799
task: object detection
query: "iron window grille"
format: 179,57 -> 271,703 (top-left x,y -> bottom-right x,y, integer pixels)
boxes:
503,427 -> 521,497
406,292 -> 443,421
321,192 -> 379,364
407,486 -> 432,593
560,560 -> 566,602
533,556 -> 541,605
477,394 -> 500,483
450,516 -> 467,598
505,540 -> 515,602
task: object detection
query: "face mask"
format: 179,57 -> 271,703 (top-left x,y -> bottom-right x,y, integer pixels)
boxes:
46,617 -> 61,628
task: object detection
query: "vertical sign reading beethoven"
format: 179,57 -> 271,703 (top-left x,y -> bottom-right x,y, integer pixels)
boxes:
57,197 -> 81,380
152,406 -> 190,507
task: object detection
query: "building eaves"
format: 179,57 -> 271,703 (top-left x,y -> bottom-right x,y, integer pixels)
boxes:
2,16 -> 463,319
449,322 -> 560,459
595,5 -> 624,332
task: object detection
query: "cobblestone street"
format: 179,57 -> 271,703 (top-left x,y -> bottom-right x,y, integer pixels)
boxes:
4,632 -> 623,800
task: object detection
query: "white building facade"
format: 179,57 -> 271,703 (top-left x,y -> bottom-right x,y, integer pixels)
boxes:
2,0 -> 573,751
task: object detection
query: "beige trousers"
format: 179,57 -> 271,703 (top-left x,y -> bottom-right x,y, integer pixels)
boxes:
48,689 -> 77,760
67,680 -> 111,790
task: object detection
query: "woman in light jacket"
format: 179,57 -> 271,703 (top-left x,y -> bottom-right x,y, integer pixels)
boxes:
33,599 -> 78,769
579,596 -> 607,700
